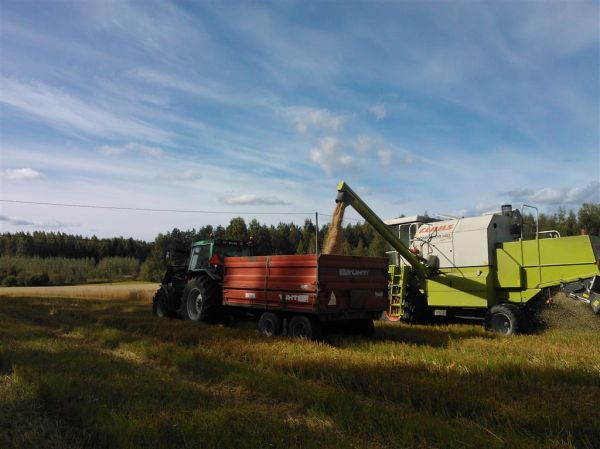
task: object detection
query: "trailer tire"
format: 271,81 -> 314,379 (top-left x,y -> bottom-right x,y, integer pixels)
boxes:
258,312 -> 281,337
180,276 -> 221,322
485,304 -> 521,336
289,315 -> 322,341
152,285 -> 179,318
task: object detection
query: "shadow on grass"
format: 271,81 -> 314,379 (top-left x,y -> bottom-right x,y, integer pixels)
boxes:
2,296 -> 599,449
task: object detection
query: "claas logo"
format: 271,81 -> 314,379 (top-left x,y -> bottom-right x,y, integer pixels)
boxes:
416,224 -> 455,235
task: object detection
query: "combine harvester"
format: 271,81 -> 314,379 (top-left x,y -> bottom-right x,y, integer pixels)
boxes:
336,181 -> 600,335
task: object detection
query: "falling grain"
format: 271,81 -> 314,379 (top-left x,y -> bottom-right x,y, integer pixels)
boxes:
322,202 -> 346,255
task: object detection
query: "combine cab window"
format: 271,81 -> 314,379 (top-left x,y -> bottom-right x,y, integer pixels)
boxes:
189,245 -> 211,270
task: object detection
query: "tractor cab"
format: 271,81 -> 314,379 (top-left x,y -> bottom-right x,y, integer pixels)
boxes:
188,239 -> 253,272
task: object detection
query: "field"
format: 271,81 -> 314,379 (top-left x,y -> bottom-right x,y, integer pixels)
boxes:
1,284 -> 599,449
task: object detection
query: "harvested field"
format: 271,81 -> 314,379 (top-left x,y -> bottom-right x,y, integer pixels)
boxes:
1,286 -> 599,449
0,282 -> 158,301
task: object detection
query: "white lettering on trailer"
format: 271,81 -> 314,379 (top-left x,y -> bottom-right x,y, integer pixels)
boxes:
244,292 -> 256,299
279,294 -> 309,303
339,269 -> 369,277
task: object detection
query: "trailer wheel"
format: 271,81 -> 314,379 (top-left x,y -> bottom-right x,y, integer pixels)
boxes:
485,304 -> 521,336
180,276 -> 221,322
258,312 -> 281,337
289,315 -> 322,340
152,285 -> 179,318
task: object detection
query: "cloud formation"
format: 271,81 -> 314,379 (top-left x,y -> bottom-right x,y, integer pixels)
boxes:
98,142 -> 164,157
0,214 -> 79,229
1,168 -> 42,180
368,103 -> 387,120
503,182 -> 600,205
310,137 -> 353,176
219,194 -> 290,206
283,107 -> 349,134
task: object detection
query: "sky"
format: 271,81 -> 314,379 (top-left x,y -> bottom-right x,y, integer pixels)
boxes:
1,0 -> 599,241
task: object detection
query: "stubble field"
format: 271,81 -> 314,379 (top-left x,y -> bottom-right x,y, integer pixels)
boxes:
1,284 -> 599,449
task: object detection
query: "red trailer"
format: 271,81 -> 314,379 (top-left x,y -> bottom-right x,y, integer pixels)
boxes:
222,254 -> 388,338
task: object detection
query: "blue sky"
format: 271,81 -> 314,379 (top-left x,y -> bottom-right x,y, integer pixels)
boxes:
1,0 -> 599,240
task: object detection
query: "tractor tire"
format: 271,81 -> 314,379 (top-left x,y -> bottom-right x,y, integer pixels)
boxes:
288,315 -> 322,341
258,312 -> 282,337
180,276 -> 221,322
152,285 -> 180,318
484,303 -> 522,336
401,289 -> 432,324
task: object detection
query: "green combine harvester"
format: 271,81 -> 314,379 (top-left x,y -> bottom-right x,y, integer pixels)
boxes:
335,181 -> 600,334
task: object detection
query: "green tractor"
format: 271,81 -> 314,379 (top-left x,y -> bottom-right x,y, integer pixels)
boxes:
152,239 -> 252,321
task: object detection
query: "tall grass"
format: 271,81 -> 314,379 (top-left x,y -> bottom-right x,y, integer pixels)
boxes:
1,288 -> 599,449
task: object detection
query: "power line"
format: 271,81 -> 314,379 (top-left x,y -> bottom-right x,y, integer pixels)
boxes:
0,199 -> 313,216
1,199 -> 365,222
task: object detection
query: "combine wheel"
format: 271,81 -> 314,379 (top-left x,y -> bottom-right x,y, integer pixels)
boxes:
402,288 -> 432,324
180,276 -> 221,322
258,312 -> 282,337
288,315 -> 322,341
152,285 -> 179,318
485,304 -> 522,336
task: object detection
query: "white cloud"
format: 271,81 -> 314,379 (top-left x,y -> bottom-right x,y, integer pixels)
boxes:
97,142 -> 164,157
0,214 -> 79,229
353,134 -> 413,167
368,103 -> 387,120
283,107 -> 349,134
309,137 -> 353,176
219,194 -> 290,206
378,149 -> 392,167
0,77 -> 171,143
504,182 -> 600,205
1,168 -> 42,180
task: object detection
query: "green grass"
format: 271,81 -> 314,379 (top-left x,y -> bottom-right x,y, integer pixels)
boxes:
1,293 -> 599,449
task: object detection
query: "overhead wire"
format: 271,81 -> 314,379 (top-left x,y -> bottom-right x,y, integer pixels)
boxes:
0,199 -> 365,222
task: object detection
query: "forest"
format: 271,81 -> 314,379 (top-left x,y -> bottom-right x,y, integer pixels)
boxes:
1,203 -> 599,285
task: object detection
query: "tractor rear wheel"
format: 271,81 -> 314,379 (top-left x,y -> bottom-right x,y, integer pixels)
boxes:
258,312 -> 281,337
152,285 -> 179,318
288,315 -> 322,340
180,276 -> 221,322
485,303 -> 522,336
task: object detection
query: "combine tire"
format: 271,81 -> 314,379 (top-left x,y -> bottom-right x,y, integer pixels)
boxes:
258,312 -> 281,337
180,276 -> 221,322
402,289 -> 432,324
485,304 -> 522,336
152,285 -> 180,318
289,315 -> 322,340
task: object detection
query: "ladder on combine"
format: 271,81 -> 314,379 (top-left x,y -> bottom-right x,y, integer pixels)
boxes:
388,264 -> 408,319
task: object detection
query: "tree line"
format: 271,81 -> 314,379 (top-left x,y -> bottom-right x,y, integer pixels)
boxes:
1,203 -> 598,285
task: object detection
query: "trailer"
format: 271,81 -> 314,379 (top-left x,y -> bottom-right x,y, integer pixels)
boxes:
153,239 -> 388,339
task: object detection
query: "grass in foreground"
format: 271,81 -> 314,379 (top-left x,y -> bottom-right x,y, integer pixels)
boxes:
0,289 -> 599,449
